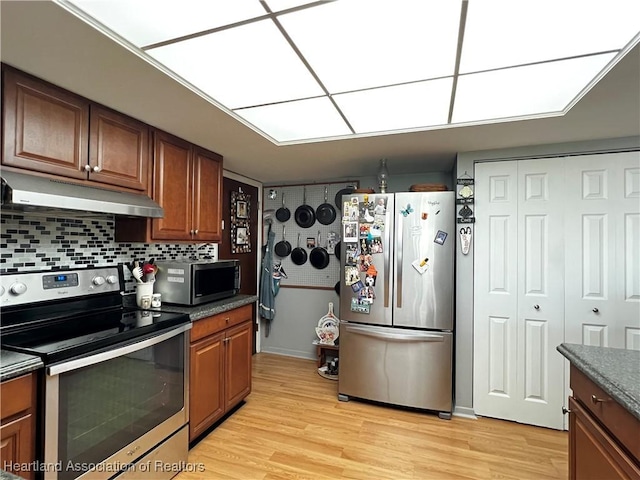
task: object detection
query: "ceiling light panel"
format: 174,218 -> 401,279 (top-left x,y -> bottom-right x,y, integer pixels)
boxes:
263,0 -> 319,12
460,0 -> 640,73
67,0 -> 266,48
147,19 -> 325,109
452,53 -> 616,124
234,97 -> 352,142
277,0 -> 463,92
334,78 -> 453,133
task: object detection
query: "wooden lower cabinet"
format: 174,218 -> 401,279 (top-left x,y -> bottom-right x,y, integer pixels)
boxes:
189,305 -> 253,442
0,372 -> 37,480
568,366 -> 640,480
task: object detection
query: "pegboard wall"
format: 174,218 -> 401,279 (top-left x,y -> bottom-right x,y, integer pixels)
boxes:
263,181 -> 358,289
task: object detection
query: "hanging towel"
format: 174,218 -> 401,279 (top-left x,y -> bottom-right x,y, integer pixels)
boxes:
259,224 -> 276,336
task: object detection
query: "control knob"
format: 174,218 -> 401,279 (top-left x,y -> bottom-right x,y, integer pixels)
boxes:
92,276 -> 106,286
106,275 -> 118,285
10,282 -> 27,295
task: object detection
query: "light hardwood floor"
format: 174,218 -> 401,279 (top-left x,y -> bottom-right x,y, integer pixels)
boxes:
176,353 -> 568,480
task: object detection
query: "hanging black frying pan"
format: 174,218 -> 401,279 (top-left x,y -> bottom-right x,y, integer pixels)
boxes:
291,233 -> 307,266
316,186 -> 336,225
334,240 -> 341,260
274,225 -> 291,258
334,185 -> 355,211
295,186 -> 316,228
310,231 -> 330,269
334,281 -> 340,296
275,192 -> 290,222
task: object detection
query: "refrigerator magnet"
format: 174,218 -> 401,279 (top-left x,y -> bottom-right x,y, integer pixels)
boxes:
351,280 -> 365,293
373,197 -> 386,215
343,222 -> 358,242
411,257 -> 429,274
358,286 -> 375,304
434,230 -> 448,245
345,266 -> 360,285
400,203 -> 414,217
370,237 -> 383,254
350,298 -> 370,314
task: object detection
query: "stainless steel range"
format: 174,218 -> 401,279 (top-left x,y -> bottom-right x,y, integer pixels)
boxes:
1,266 -> 191,480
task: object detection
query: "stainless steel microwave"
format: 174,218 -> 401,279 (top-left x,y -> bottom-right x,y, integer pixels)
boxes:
154,259 -> 240,305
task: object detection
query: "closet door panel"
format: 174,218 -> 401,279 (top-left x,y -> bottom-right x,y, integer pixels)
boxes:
516,159 -> 565,429
474,161 -> 519,422
565,152 -> 640,351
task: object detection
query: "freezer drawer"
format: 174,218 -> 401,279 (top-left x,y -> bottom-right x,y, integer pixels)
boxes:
338,323 -> 452,413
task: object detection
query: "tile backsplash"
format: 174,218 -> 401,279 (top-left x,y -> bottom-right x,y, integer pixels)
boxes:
1,212 -> 217,292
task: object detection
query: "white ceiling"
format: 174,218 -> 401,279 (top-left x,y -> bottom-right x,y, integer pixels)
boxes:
1,1 -> 639,183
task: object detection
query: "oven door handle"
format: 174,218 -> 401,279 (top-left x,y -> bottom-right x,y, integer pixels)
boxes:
47,323 -> 192,376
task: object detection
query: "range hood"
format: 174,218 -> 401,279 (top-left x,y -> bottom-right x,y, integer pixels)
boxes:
1,171 -> 164,218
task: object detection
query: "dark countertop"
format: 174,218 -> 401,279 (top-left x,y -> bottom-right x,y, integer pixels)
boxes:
0,349 -> 43,382
151,294 -> 258,321
0,469 -> 27,480
557,343 -> 640,421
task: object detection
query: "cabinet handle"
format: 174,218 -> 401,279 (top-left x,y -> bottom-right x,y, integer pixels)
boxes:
190,229 -> 194,235
225,317 -> 230,323
534,304 -> 540,310
84,164 -> 91,172
194,229 -> 199,235
562,407 -> 571,415
592,307 -> 599,313
591,394 -> 609,404
93,165 -> 101,172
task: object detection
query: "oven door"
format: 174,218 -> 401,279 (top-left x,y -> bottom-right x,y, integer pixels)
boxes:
44,324 -> 191,480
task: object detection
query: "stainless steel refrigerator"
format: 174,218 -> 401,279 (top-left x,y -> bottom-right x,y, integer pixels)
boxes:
338,191 -> 454,418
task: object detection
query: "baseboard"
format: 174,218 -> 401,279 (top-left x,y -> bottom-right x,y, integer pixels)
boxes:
259,346 -> 316,361
453,406 -> 477,419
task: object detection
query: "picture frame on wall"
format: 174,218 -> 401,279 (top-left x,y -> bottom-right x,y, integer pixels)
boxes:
231,191 -> 251,253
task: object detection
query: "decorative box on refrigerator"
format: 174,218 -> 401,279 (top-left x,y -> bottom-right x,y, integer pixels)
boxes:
337,191 -> 455,418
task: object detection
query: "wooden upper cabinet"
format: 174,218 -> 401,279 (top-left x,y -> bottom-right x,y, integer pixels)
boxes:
193,146 -> 223,242
2,67 -> 89,180
89,105 -> 149,191
152,131 -> 193,240
2,66 -> 151,194
148,130 -> 223,242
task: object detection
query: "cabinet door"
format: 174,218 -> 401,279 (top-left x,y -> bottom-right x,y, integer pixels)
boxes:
0,414 -> 34,480
152,131 -> 193,240
2,67 -> 88,180
224,320 -> 252,411
569,397 -> 639,480
89,105 -> 149,192
192,146 -> 223,242
189,332 -> 225,442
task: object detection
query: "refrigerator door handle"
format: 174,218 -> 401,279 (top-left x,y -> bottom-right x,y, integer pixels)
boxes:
396,213 -> 403,308
345,325 -> 444,342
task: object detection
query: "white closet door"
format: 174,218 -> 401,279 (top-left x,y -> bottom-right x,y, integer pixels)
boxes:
564,152 -> 640,349
474,161 -> 520,423
474,159 -> 564,429
516,159 -> 565,429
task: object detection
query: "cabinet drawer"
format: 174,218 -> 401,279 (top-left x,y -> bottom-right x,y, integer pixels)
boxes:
0,373 -> 35,420
570,365 -> 640,462
191,305 -> 252,342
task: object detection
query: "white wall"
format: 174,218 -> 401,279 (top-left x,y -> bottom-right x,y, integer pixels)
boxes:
453,135 -> 640,417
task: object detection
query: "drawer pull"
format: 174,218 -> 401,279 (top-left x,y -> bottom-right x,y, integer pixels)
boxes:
225,317 -> 230,323
562,406 -> 571,415
591,394 -> 609,404
533,304 -> 540,310
592,307 -> 599,313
